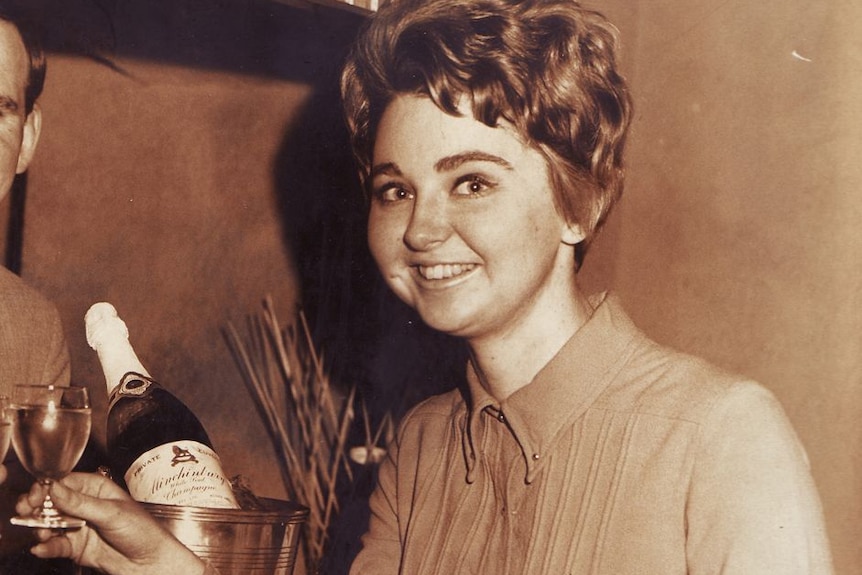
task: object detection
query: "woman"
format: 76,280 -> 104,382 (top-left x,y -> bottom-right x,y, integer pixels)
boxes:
339,1 -> 832,573
15,0 -> 834,573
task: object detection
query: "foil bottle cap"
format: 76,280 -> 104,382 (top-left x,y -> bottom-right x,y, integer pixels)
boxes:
85,302 -> 129,350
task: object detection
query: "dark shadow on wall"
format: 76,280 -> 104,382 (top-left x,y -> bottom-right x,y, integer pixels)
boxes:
271,48 -> 469,575
11,0 -> 367,84
271,73 -> 468,422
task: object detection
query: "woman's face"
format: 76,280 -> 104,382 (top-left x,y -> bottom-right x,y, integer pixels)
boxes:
368,95 -> 582,342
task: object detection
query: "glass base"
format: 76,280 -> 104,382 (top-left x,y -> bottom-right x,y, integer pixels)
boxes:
10,514 -> 86,529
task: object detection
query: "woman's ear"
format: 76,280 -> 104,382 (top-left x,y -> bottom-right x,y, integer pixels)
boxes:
561,222 -> 586,246
16,104 -> 42,175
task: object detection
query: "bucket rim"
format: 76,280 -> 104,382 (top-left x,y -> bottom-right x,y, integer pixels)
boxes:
143,497 -> 309,523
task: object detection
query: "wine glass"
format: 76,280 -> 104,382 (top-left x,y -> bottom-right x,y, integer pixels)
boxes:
9,385 -> 92,529
0,396 -> 11,462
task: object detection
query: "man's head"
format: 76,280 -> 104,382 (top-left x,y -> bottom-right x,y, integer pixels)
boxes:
341,0 -> 632,268
0,8 -> 44,201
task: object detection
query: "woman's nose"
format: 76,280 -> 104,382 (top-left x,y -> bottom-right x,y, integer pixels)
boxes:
403,195 -> 450,251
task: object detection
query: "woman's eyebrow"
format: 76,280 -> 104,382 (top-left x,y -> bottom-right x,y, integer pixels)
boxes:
435,151 -> 513,172
369,161 -> 402,179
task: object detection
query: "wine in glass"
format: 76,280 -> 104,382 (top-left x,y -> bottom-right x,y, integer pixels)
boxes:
9,385 -> 92,529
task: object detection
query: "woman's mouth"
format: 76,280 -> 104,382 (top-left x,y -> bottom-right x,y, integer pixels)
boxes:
416,263 -> 477,280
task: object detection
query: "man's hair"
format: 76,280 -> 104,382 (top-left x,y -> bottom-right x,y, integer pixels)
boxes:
341,0 -> 633,267
0,5 -> 46,114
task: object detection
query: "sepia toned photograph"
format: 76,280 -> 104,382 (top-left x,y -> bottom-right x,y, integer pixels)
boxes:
0,0 -> 857,574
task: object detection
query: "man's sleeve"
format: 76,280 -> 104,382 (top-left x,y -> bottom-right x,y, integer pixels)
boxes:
40,304 -> 71,387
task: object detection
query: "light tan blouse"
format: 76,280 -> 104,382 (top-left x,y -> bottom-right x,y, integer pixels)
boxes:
350,294 -> 833,574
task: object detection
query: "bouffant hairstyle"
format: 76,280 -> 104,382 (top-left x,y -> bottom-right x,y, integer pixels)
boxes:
341,0 -> 633,267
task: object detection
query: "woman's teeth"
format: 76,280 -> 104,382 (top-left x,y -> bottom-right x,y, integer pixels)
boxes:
417,263 -> 476,280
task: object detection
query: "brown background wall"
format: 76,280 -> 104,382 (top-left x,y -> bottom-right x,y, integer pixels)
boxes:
3,0 -> 859,573
583,1 -> 861,572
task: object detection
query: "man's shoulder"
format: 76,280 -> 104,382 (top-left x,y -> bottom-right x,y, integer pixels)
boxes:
0,266 -> 60,318
0,266 -> 70,389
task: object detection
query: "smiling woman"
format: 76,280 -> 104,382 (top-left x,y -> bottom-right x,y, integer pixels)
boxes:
338,0 -> 836,573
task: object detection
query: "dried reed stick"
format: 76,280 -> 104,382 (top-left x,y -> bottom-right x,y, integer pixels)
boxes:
224,296 -> 389,570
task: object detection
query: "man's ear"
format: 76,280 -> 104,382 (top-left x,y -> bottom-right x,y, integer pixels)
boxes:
16,104 -> 42,175
561,221 -> 586,246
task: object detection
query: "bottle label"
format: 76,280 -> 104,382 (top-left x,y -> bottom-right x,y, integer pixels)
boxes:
124,440 -> 239,509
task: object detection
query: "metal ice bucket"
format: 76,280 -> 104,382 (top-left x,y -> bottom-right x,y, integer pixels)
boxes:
143,498 -> 309,575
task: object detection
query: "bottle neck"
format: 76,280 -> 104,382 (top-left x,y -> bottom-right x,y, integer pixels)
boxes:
94,339 -> 151,397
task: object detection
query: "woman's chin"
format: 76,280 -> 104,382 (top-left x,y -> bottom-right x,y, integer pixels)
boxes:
414,307 -> 477,339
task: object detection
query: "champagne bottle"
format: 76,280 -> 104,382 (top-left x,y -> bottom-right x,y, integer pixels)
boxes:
85,302 -> 239,509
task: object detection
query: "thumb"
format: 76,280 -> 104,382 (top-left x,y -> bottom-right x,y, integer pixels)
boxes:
48,480 -> 127,528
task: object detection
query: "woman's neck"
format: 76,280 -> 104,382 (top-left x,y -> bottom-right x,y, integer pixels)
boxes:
468,288 -> 594,401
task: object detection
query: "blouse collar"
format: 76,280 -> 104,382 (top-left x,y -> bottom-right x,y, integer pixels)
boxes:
461,292 -> 642,484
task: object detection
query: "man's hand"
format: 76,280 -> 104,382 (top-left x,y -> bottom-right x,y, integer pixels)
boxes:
17,472 -> 208,575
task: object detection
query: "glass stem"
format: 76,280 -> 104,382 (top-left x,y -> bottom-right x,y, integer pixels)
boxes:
39,480 -> 60,519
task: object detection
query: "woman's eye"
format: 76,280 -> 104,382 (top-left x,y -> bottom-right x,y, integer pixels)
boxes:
373,184 -> 413,203
454,175 -> 493,196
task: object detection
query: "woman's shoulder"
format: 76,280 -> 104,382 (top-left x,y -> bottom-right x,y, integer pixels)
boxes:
399,388 -> 465,427
607,336 -> 785,428
390,387 -> 466,448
